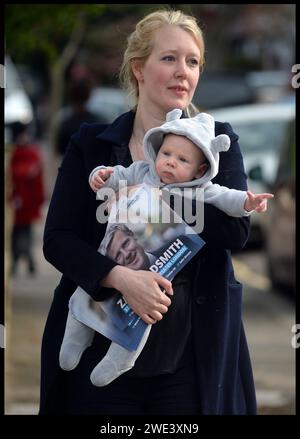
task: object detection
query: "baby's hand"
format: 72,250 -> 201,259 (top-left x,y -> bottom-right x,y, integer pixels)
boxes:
90,168 -> 114,192
245,190 -> 274,213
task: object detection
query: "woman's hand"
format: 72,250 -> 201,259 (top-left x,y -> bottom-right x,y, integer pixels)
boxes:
101,265 -> 173,324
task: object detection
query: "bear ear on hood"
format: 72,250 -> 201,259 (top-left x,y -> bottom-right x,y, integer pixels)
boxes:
194,112 -> 215,126
166,108 -> 182,122
211,134 -> 231,154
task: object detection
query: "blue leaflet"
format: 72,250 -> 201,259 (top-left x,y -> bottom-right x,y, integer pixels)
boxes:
97,184 -> 205,349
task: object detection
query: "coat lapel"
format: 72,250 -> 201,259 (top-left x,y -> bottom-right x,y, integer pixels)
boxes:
96,110 -> 135,167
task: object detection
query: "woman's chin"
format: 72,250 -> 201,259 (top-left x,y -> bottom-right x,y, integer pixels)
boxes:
166,99 -> 190,113
167,101 -> 186,111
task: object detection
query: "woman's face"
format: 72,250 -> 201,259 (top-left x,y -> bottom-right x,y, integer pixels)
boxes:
137,24 -> 201,116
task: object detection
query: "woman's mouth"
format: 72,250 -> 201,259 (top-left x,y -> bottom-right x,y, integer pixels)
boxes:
169,86 -> 188,96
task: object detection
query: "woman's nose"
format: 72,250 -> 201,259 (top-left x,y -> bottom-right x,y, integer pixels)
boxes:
175,60 -> 188,78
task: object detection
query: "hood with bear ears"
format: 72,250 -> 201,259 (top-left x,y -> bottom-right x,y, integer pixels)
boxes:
143,109 -> 231,188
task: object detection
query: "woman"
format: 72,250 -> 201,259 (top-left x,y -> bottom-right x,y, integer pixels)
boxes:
40,9 -> 257,415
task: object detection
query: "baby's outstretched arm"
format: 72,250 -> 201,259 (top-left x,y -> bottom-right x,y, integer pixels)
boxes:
90,168 -> 114,192
244,190 -> 274,213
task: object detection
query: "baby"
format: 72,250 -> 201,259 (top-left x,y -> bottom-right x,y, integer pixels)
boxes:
90,109 -> 271,215
59,109 -> 273,387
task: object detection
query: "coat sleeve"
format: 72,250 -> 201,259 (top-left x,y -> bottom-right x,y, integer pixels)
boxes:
198,122 -> 250,250
105,161 -> 149,190
89,161 -> 148,192
203,182 -> 250,217
43,124 -> 118,301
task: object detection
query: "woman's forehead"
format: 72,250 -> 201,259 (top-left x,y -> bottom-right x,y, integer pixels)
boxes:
150,25 -> 200,55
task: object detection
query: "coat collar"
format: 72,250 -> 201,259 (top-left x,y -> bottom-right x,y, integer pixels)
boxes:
96,110 -> 136,147
95,109 -> 189,147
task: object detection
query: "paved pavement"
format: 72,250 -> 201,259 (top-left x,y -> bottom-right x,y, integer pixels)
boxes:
5,208 -> 60,415
5,142 -> 295,415
241,280 -> 295,413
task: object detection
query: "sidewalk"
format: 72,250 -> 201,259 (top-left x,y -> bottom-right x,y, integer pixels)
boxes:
5,207 -> 61,415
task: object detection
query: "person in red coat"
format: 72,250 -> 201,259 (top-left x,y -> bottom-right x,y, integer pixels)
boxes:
9,122 -> 45,275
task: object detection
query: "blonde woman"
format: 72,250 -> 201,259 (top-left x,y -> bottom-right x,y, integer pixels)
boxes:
41,9 -> 256,415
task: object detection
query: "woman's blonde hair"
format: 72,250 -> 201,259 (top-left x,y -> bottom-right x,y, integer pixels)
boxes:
119,9 -> 205,112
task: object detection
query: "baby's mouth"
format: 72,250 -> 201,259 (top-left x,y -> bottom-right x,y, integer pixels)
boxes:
163,171 -> 174,179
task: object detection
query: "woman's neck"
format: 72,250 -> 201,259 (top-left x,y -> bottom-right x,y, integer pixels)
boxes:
130,104 -> 166,161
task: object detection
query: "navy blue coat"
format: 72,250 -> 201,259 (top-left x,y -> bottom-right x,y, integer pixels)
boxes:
40,110 -> 257,414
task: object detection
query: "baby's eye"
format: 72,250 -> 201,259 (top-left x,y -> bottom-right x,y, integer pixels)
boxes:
180,157 -> 188,163
162,151 -> 170,156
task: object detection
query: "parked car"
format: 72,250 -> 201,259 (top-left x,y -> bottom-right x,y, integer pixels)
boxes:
193,70 -> 255,110
259,119 -> 295,296
5,56 -> 34,143
86,87 -> 133,123
210,101 -> 295,247
245,70 -> 294,103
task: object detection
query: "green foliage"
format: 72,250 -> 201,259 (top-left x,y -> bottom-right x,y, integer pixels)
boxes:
5,4 -> 104,63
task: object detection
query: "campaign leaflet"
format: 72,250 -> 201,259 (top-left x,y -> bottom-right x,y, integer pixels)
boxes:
69,286 -> 148,351
70,183 -> 205,351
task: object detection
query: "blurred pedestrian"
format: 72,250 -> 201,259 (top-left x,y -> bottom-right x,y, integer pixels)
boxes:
54,78 -> 101,157
9,122 -> 45,275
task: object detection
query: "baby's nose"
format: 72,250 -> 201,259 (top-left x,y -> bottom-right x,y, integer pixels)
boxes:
167,158 -> 176,167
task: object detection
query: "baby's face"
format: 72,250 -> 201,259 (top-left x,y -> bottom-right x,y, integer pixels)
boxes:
155,134 -> 207,184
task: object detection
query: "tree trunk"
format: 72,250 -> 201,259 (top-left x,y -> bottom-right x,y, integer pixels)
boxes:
47,13 -> 87,145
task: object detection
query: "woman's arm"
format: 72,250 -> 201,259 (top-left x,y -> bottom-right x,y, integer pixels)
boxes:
43,124 -> 118,301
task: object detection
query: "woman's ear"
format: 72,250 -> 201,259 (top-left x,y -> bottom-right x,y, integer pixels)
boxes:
131,60 -> 144,82
195,162 -> 208,179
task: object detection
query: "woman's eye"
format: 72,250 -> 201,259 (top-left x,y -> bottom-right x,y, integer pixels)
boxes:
162,55 -> 175,62
188,58 -> 199,66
